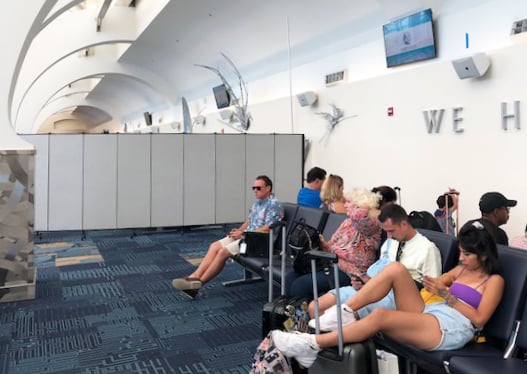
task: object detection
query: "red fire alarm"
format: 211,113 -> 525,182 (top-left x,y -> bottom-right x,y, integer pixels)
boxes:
387,107 -> 394,116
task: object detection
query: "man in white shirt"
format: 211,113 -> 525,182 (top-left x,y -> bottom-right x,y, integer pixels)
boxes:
309,204 -> 441,331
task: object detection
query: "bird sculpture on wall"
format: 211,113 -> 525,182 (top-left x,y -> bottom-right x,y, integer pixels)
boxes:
316,103 -> 357,142
195,53 -> 251,132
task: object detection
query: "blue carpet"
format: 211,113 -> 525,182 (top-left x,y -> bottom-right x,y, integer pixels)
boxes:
0,227 -> 266,373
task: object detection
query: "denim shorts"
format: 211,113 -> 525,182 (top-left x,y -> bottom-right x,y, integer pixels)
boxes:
330,286 -> 396,319
424,302 -> 475,350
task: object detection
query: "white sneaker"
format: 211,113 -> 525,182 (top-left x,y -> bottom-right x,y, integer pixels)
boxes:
272,330 -> 320,368
308,304 -> 356,332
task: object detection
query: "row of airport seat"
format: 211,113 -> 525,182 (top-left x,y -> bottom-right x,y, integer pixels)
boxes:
226,202 -> 527,373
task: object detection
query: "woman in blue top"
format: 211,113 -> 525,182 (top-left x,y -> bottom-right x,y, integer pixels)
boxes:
271,220 -> 504,368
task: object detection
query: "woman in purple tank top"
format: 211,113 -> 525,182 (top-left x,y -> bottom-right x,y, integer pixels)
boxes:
271,220 -> 504,368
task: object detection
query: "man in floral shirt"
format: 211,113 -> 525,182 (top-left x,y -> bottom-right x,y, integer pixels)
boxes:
172,175 -> 283,299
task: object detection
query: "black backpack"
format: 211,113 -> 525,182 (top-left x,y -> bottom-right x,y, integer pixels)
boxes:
287,220 -> 322,274
408,210 -> 443,232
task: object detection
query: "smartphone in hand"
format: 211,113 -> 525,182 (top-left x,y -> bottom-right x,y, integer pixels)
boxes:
350,273 -> 365,284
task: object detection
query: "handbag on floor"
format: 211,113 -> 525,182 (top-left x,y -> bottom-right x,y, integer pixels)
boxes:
250,331 -> 293,374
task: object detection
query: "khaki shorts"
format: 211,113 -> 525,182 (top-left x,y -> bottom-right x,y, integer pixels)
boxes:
219,236 -> 242,255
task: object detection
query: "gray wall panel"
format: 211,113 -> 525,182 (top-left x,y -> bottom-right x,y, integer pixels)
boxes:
151,134 -> 184,226
83,135 -> 118,230
215,135 -> 246,223
117,135 -> 151,228
274,134 -> 303,203
245,135 -> 275,210
184,135 -> 215,225
21,135 -> 49,231
48,135 -> 83,230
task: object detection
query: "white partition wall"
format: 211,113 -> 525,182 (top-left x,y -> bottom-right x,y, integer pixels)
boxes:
48,135 -> 83,230
245,135 -> 275,210
25,134 -> 303,231
151,134 -> 184,227
21,135 -> 49,231
183,135 -> 216,225
83,135 -> 118,230
117,135 -> 151,228
274,134 -> 303,203
215,135 -> 246,223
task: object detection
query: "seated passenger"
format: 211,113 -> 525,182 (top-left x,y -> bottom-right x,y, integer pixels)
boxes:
171,175 -> 283,299
320,174 -> 346,213
285,188 -> 381,299
297,166 -> 326,208
271,221 -> 504,368
510,223 -> 527,250
307,203 -> 441,331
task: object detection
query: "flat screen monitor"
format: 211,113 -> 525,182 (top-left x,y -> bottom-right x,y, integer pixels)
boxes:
144,112 -> 152,126
213,84 -> 231,109
383,8 -> 436,68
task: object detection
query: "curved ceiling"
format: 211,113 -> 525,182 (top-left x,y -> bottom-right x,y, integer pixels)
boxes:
11,0 -> 485,134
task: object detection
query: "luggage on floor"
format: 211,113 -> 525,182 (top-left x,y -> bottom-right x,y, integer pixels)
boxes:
261,222 -> 309,338
307,250 -> 379,374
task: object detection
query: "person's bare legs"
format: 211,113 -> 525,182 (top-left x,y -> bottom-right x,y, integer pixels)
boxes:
315,307 -> 442,350
308,291 -> 337,318
188,240 -> 224,280
196,246 -> 232,283
344,262 -> 424,313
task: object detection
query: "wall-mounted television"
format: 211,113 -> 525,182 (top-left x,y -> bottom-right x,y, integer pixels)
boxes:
213,84 -> 231,109
383,8 -> 436,68
144,111 -> 152,126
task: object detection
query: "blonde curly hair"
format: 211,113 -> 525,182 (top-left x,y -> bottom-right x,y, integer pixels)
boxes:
345,188 -> 382,216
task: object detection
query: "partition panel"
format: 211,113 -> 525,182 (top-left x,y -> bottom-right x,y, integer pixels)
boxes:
274,134 -> 303,203
183,135 -> 215,225
245,135 -> 275,210
48,135 -> 83,230
151,134 -> 184,226
21,135 -> 49,231
215,134 -> 246,223
117,135 -> 151,228
83,135 -> 118,230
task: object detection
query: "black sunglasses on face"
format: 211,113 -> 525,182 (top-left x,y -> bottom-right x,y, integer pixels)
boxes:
252,186 -> 266,191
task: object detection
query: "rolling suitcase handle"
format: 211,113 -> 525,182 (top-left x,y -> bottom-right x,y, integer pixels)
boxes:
268,221 -> 288,302
307,250 -> 344,358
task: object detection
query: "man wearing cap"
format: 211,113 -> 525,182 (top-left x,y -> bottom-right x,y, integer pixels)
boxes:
477,192 -> 517,245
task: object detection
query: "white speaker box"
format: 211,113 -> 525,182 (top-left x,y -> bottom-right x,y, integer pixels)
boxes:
451,53 -> 490,79
296,91 -> 318,107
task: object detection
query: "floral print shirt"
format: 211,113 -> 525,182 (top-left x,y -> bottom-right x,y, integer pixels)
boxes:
323,207 -> 381,278
247,194 -> 284,231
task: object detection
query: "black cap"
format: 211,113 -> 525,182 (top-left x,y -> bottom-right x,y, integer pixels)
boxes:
479,192 -> 517,213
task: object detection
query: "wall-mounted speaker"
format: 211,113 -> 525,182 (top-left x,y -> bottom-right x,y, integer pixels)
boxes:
296,91 -> 318,107
451,53 -> 490,79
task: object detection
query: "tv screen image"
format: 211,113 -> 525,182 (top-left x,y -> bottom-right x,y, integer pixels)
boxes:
213,84 -> 231,109
383,8 -> 436,68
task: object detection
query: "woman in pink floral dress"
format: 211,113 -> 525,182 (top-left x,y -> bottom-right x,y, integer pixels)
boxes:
285,188 -> 382,299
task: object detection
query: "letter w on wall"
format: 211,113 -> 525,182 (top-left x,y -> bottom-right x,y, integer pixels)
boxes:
423,109 -> 445,134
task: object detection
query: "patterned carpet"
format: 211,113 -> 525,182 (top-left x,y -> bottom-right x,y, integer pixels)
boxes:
0,227 -> 267,373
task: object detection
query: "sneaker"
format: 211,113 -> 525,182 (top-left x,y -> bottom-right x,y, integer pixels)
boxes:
308,304 -> 356,332
172,277 -> 202,290
272,330 -> 320,368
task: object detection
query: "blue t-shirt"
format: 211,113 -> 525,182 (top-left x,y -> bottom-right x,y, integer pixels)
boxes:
296,187 -> 322,208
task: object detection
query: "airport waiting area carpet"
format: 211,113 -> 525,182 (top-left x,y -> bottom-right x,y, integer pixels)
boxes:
0,226 -> 267,373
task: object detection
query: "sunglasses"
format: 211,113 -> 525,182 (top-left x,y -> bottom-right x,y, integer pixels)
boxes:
252,186 -> 266,191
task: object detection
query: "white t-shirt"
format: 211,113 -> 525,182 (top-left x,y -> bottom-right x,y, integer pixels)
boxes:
378,233 -> 442,280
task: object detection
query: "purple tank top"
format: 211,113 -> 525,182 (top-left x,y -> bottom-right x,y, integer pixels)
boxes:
449,267 -> 491,309
449,283 -> 482,309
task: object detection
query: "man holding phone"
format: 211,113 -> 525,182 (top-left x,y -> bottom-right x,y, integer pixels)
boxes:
309,204 -> 442,331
